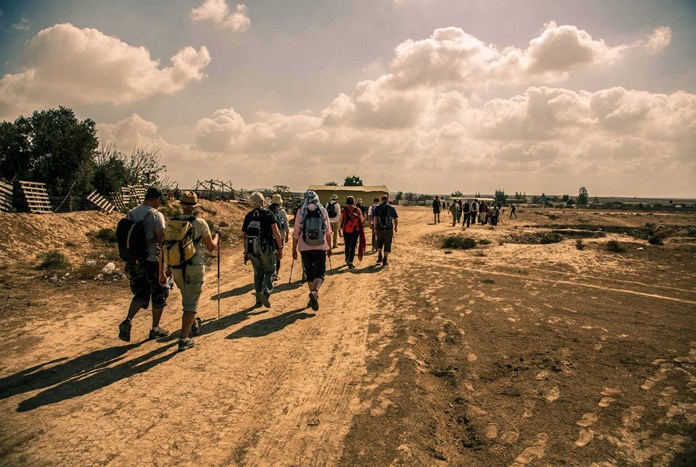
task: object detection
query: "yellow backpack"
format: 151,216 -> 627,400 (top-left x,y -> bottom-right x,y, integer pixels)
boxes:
163,216 -> 199,267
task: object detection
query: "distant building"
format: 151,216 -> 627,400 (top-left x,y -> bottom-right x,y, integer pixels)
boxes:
308,185 -> 389,206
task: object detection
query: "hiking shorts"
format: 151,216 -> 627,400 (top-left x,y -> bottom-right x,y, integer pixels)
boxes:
376,228 -> 394,253
126,261 -> 168,309
171,264 -> 205,313
301,250 -> 327,282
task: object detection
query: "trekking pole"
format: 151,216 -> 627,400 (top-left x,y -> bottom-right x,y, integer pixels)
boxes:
217,231 -> 221,324
328,253 -> 334,275
289,257 -> 295,284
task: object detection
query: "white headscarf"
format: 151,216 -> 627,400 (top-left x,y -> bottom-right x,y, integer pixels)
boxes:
300,190 -> 327,223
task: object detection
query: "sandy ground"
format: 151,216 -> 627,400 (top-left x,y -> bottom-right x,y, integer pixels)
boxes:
0,205 -> 694,466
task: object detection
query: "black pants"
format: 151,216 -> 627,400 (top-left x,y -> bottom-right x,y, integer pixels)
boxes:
464,212 -> 471,226
344,231 -> 359,263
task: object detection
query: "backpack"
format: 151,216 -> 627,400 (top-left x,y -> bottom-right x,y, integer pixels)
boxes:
269,204 -> 286,234
375,204 -> 394,230
244,209 -> 269,256
163,216 -> 199,267
302,204 -> 326,246
116,209 -> 154,263
326,202 -> 337,218
342,206 -> 361,234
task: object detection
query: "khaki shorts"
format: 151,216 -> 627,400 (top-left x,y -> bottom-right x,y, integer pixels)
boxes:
172,264 -> 205,313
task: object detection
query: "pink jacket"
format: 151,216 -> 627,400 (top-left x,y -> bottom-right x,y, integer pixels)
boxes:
292,204 -> 332,251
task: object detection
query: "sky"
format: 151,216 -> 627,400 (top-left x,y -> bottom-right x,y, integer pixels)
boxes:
1,0 -> 695,197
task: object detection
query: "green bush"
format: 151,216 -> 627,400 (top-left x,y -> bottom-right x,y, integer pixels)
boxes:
479,239 -> 492,245
606,240 -> 626,253
159,203 -> 182,218
576,239 -> 586,250
37,250 -> 70,270
94,228 -> 117,243
540,233 -> 563,244
443,236 -> 476,250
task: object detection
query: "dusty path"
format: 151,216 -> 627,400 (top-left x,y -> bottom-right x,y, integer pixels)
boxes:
1,206 -> 695,466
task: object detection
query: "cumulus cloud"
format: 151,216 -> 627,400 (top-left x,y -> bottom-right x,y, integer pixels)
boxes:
0,23 -> 211,120
190,0 -> 250,32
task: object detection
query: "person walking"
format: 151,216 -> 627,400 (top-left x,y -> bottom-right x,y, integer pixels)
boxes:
432,196 -> 441,224
510,203 -> 517,219
340,196 -> 366,269
479,201 -> 487,225
373,194 -> 399,266
164,191 -> 220,351
293,190 -> 332,311
456,200 -> 463,224
368,198 -> 380,253
449,200 -> 458,226
326,194 -> 341,248
462,199 -> 471,228
471,199 -> 479,225
118,187 -> 170,342
242,192 -> 284,308
268,194 -> 289,281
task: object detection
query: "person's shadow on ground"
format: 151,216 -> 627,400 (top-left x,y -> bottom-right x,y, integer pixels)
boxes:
1,341 -> 176,412
211,283 -> 254,300
226,307 -> 313,340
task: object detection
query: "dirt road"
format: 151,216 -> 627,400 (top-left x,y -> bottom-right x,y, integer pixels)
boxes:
1,206 -> 695,466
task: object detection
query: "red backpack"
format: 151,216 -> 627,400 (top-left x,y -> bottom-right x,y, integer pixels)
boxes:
342,206 -> 361,234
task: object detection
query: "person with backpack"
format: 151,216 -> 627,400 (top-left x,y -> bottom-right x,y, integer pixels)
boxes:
242,192 -> 284,308
268,194 -> 289,281
326,194 -> 341,249
117,187 -> 170,342
292,190 -> 332,311
432,196 -> 441,224
462,199 -> 471,228
373,194 -> 398,266
164,191 -> 219,351
448,200 -> 458,227
340,196 -> 366,269
471,199 -> 479,225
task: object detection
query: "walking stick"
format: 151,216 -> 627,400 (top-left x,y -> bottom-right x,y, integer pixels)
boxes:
289,257 -> 295,284
217,231 -> 221,324
328,253 -> 334,275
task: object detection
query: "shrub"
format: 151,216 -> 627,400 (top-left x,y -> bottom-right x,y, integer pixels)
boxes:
219,221 -> 229,228
37,250 -> 70,270
159,203 -> 182,218
479,239 -> 492,245
540,233 -> 563,244
547,214 -> 559,220
65,241 -> 78,248
606,240 -> 626,253
576,239 -> 586,250
94,228 -> 117,243
443,236 -> 476,250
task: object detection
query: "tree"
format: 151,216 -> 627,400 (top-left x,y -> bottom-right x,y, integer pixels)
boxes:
562,194 -> 575,207
495,189 -> 508,205
451,190 -> 463,197
395,191 -> 403,201
324,181 -> 338,186
344,175 -> 363,186
0,107 -> 98,198
514,192 -> 527,202
93,147 -> 128,195
578,186 -> 589,207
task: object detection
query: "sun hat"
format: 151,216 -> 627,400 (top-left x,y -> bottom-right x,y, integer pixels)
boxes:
179,191 -> 200,207
271,193 -> 284,205
250,191 -> 265,208
331,194 -> 339,200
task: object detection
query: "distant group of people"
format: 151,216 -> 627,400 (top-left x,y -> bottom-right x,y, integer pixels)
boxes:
116,188 -> 399,351
432,196 -> 516,228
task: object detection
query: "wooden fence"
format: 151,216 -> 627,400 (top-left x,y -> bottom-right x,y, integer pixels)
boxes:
19,181 -> 52,213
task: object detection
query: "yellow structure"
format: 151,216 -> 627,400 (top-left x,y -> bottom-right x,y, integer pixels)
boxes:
308,185 -> 389,206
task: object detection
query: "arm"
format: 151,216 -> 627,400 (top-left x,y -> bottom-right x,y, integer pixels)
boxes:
271,224 -> 283,259
203,232 -> 219,252
155,227 -> 166,284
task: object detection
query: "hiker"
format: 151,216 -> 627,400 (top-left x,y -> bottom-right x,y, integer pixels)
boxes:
293,190 -> 332,311
164,191 -> 220,351
492,204 -> 501,226
510,203 -> 518,219
356,198 -> 367,218
268,193 -> 290,281
471,199 -> 479,225
118,187 -> 170,342
326,194 -> 341,248
462,199 -> 471,228
479,201 -> 487,225
456,200 -> 463,224
373,194 -> 399,266
449,200 -> 458,226
432,196 -> 441,224
242,192 -> 284,308
368,197 -> 380,253
340,196 -> 366,269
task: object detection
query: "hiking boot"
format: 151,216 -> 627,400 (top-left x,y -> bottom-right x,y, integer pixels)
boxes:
253,301 -> 263,308
178,337 -> 195,351
149,327 -> 170,340
376,254 -> 383,265
118,319 -> 131,342
191,317 -> 202,336
348,262 -> 356,270
259,291 -> 271,308
308,291 -> 319,311
382,258 -> 389,266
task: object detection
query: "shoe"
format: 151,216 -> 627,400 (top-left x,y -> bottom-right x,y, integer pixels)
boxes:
382,258 -> 389,266
348,262 -> 356,270
191,317 -> 202,336
253,301 -> 263,308
118,319 -> 131,342
376,255 -> 383,265
308,291 -> 319,311
178,337 -> 195,351
259,291 -> 271,308
149,327 -> 170,340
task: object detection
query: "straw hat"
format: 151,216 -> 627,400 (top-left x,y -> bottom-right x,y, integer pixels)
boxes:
179,191 -> 201,207
331,194 -> 339,200
271,193 -> 284,205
